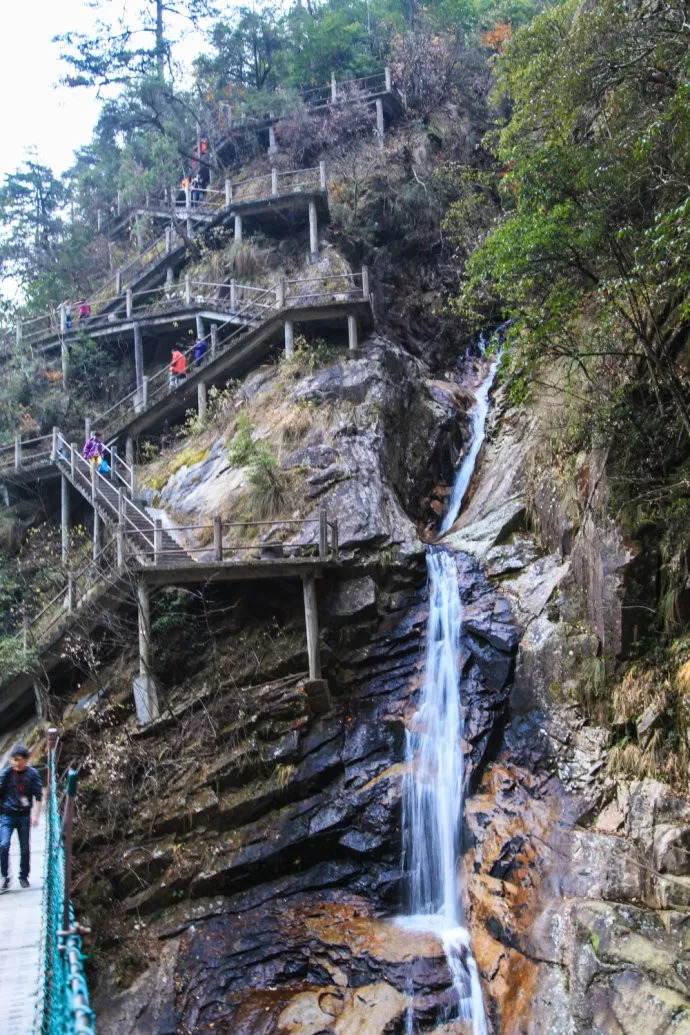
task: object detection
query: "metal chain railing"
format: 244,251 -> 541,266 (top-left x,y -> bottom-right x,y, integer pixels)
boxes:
40,733 -> 95,1034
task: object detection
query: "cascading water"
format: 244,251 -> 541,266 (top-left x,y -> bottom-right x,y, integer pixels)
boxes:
398,351 -> 500,1034
440,350 -> 501,534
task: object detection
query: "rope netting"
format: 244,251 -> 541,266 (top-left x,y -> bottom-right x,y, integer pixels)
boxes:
39,748 -> 95,1034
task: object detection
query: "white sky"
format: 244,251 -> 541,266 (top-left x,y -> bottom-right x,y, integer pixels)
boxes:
0,1 -> 218,182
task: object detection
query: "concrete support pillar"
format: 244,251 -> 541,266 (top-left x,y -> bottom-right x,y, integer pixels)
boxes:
308,200 -> 318,257
61,475 -> 70,566
133,324 -> 144,392
331,72 -> 337,103
126,288 -> 133,319
185,184 -> 192,211
61,340 -> 68,387
230,279 -> 237,308
385,66 -> 392,92
211,323 -> 218,359
234,213 -> 242,242
195,314 -> 205,339
361,264 -> 370,300
166,266 -> 174,290
184,275 -> 192,307
93,510 -> 102,562
84,417 -> 91,442
225,178 -> 233,207
197,381 -> 207,421
302,575 -> 331,713
302,575 -> 321,680
115,268 -> 122,295
284,320 -> 294,357
14,436 -> 20,470
133,580 -> 160,725
154,519 -> 163,562
165,226 -> 172,254
60,305 -> 67,335
376,98 -> 385,148
348,313 -> 359,353
268,125 -> 277,154
142,376 -> 149,410
271,168 -> 279,196
319,160 -> 327,190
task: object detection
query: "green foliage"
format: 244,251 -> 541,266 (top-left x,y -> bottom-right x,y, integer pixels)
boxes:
0,636 -> 37,680
227,412 -> 257,466
248,446 -> 289,518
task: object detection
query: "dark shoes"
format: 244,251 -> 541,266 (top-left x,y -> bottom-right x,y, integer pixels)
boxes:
19,878 -> 29,888
1,877 -> 9,891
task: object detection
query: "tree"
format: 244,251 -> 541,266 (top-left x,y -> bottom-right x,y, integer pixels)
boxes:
0,161 -> 66,287
55,0 -> 217,90
455,0 -> 690,435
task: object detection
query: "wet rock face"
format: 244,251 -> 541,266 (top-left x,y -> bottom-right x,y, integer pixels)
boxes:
88,541 -> 520,1033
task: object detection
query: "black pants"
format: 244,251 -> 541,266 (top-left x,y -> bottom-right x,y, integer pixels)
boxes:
0,812 -> 31,879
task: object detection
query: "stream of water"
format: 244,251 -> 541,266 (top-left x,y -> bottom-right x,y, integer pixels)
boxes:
398,355 -> 499,1033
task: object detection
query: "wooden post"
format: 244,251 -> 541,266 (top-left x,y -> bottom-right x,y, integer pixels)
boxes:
198,381 -> 207,421
84,416 -> 91,441
213,515 -> 223,561
361,265 -> 370,300
60,305 -> 67,335
61,475 -> 70,566
319,507 -> 328,559
268,125 -> 277,154
284,320 -> 294,357
115,268 -> 122,295
348,314 -> 358,353
51,426 -> 58,462
211,323 -> 218,359
135,219 -> 143,252
309,199 -> 318,257
331,72 -> 337,103
126,288 -> 133,319
302,574 -> 321,680
14,435 -> 21,470
276,278 -> 285,309
184,275 -> 192,306
90,457 -> 98,503
225,178 -> 232,206
271,168 -> 279,196
234,214 -> 242,242
185,183 -> 192,211
319,161 -> 327,190
385,66 -> 392,92
154,519 -> 163,562
376,98 -> 385,148
165,226 -> 172,254
134,324 -> 144,392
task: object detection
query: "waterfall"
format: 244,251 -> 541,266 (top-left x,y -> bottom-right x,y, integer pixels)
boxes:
440,351 -> 500,534
399,344 -> 498,1033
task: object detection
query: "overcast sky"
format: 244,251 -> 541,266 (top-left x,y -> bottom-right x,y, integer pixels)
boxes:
0,1 -> 215,182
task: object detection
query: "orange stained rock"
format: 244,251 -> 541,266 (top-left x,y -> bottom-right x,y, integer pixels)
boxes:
299,901 -> 446,963
471,929 -> 538,1035
277,981 -> 409,1035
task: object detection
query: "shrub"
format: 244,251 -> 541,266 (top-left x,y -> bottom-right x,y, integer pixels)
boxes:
248,446 -> 289,518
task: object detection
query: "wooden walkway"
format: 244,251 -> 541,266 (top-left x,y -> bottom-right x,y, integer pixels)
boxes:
0,810 -> 47,1035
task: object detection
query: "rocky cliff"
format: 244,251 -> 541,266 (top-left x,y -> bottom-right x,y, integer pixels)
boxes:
53,331 -> 689,1035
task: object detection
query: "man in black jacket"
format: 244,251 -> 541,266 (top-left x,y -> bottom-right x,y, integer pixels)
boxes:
0,744 -> 43,890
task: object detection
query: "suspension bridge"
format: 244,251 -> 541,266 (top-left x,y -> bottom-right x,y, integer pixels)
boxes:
0,732 -> 93,1033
